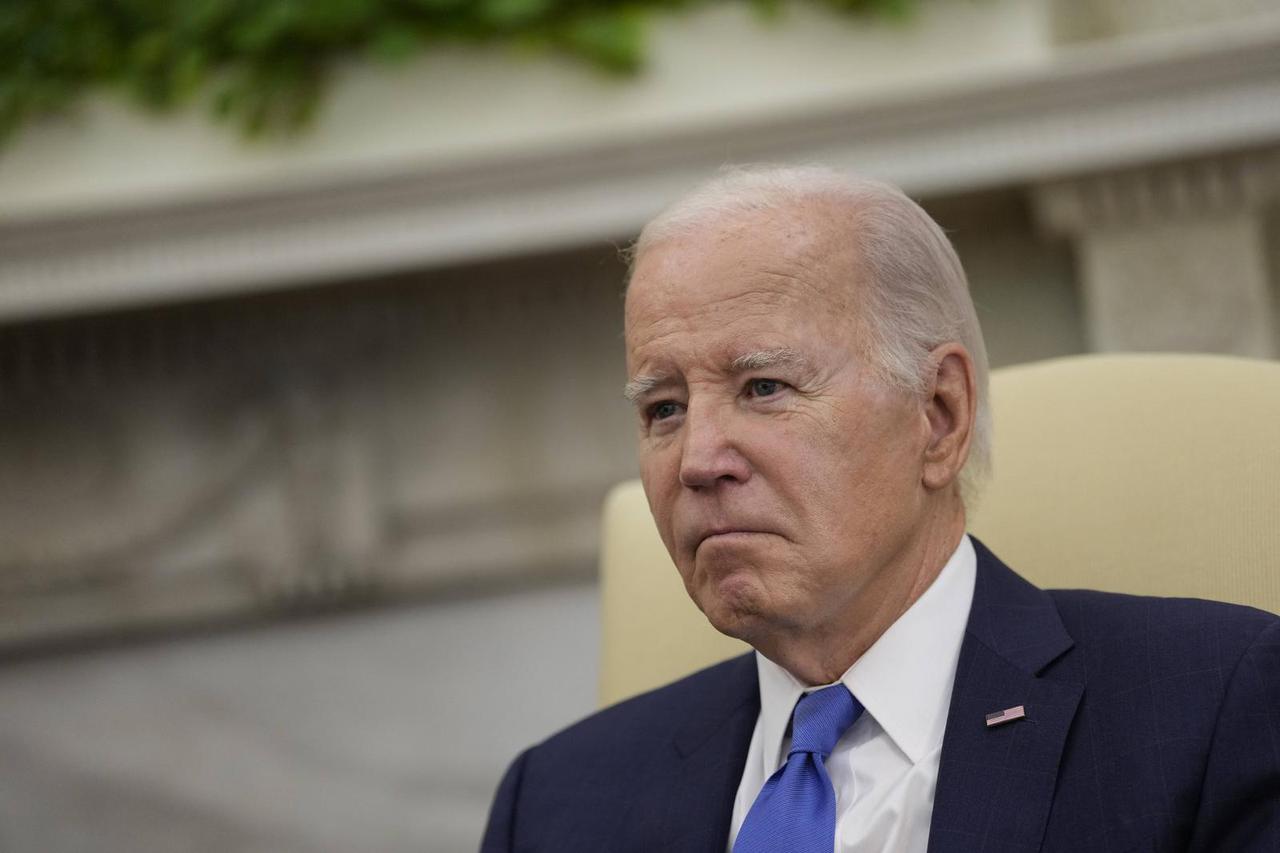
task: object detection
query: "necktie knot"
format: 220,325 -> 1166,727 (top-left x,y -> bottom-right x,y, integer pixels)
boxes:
789,683 -> 861,759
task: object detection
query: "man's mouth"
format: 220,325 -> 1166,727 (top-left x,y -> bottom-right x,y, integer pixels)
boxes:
696,529 -> 770,550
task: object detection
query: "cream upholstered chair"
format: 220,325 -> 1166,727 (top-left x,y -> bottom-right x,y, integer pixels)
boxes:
598,353 -> 1280,707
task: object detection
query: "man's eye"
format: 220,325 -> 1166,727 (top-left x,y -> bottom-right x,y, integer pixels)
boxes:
747,378 -> 783,398
649,401 -> 681,421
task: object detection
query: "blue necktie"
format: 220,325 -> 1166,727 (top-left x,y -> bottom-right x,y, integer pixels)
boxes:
734,683 -> 863,853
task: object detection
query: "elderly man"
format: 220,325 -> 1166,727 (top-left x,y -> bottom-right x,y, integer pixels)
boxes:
481,166 -> 1280,852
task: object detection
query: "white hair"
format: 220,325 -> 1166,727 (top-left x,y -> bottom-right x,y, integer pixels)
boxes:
628,164 -> 992,502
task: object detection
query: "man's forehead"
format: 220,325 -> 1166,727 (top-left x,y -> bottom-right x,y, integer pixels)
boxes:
627,207 -> 858,313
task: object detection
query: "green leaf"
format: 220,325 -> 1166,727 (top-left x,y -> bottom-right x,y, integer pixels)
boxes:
305,0 -> 378,38
871,0 -> 915,20
369,23 -> 420,63
749,0 -> 785,21
561,8 -> 645,73
408,0 -> 469,10
170,49 -> 209,102
232,1 -> 304,54
479,0 -> 556,28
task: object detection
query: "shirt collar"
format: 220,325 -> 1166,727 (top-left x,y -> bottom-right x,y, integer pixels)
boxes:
754,534 -> 977,768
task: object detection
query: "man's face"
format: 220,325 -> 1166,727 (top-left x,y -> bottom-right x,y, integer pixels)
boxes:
624,208 -> 933,647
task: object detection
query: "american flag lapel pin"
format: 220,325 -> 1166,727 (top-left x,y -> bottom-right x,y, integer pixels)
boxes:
985,705 -> 1026,728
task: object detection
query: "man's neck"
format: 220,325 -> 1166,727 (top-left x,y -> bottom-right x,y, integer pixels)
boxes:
760,503 -> 967,686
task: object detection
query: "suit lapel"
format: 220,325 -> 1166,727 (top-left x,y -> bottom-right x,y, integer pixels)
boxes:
929,540 -> 1083,853
615,653 -> 760,853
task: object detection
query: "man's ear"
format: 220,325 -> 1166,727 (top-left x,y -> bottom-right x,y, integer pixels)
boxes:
921,343 -> 976,491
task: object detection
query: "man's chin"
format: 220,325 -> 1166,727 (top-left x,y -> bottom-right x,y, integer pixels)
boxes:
694,573 -> 772,641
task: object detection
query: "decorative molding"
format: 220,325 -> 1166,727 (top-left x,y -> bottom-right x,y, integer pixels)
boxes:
2,17 -> 1280,322
1056,0 -> 1280,42
1030,147 -> 1279,357
1033,147 -> 1280,233
0,262 -> 631,650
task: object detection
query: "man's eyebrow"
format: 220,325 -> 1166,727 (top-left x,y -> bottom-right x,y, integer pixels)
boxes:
623,350 -> 807,401
623,373 -> 664,403
730,348 -> 808,372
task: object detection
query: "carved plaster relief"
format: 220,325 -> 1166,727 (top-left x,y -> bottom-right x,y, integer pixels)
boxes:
1033,148 -> 1280,356
0,248 -> 637,650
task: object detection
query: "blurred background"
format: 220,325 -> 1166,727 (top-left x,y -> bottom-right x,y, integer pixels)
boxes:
1,0 -> 1279,850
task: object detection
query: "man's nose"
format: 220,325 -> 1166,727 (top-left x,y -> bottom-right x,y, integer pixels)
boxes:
678,401 -> 751,489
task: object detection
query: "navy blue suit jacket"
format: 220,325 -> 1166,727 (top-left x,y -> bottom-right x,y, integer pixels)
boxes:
482,540 -> 1280,851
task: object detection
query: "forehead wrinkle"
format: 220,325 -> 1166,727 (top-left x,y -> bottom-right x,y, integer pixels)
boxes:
754,263 -> 826,296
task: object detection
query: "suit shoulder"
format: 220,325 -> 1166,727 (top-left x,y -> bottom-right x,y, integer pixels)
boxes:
1046,587 -> 1277,674
1048,586 -> 1276,632
529,653 -> 756,761
485,654 -> 756,848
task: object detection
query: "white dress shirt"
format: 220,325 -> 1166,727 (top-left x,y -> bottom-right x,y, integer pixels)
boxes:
728,535 -> 977,853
